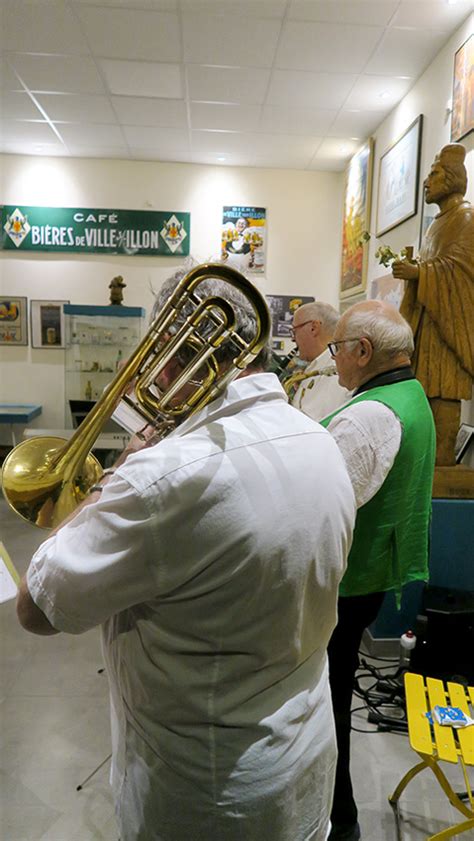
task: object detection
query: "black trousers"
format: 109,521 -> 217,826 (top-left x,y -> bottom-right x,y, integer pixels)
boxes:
328,591 -> 386,828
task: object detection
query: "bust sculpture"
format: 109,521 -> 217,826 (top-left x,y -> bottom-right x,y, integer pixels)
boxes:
392,143 -> 474,467
109,275 -> 126,306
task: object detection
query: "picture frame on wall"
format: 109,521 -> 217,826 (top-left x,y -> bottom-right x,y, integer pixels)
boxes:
0,296 -> 28,346
455,423 -> 474,464
419,196 -> 437,248
376,115 -> 423,237
451,34 -> 474,142
31,299 -> 69,349
340,138 -> 374,300
339,292 -> 367,314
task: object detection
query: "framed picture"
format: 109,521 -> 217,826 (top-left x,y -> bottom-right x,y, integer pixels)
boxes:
451,34 -> 474,142
455,423 -> 474,464
419,196 -> 437,248
339,291 -> 367,314
0,296 -> 28,345
340,138 -> 374,300
369,273 -> 404,310
376,115 -> 423,237
266,294 -> 315,338
30,299 -> 69,348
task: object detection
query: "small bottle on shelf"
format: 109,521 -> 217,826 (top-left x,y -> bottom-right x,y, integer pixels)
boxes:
115,349 -> 123,371
85,380 -> 92,400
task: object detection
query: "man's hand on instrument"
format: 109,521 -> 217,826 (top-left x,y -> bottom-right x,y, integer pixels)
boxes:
392,259 -> 419,281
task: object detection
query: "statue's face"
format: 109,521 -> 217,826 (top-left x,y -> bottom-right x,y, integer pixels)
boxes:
424,162 -> 449,204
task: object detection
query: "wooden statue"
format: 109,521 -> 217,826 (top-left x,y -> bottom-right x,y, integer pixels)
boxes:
109,275 -> 126,305
392,144 -> 474,474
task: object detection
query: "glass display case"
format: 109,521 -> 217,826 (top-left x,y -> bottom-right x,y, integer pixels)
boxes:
63,304 -> 146,428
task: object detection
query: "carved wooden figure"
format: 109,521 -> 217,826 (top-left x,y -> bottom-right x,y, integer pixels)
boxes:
392,144 -> 474,469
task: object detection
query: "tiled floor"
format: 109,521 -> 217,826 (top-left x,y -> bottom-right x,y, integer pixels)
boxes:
1,497 -> 472,841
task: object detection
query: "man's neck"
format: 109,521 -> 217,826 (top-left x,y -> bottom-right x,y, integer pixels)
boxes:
355,355 -> 411,389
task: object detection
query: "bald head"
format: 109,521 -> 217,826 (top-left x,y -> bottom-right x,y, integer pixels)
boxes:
340,300 -> 414,359
332,300 -> 414,389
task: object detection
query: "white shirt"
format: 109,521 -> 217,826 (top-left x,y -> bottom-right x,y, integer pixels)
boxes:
328,398 -> 402,508
28,373 -> 355,841
292,348 -> 351,422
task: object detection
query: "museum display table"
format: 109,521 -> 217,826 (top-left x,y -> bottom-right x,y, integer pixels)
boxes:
0,404 -> 42,446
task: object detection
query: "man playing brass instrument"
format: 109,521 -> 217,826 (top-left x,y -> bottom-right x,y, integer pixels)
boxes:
17,267 -> 355,841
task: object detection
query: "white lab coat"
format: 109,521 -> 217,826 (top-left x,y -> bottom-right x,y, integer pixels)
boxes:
28,373 -> 355,841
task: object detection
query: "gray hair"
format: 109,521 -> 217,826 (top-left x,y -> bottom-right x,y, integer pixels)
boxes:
343,305 -> 414,359
295,301 -> 340,336
151,260 -> 272,370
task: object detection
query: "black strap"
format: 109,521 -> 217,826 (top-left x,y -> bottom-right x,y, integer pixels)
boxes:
353,366 -> 415,396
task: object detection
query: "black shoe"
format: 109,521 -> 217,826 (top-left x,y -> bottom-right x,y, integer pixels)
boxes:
328,821 -> 361,841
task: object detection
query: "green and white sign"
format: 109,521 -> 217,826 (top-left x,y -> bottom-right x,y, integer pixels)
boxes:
1,205 -> 190,256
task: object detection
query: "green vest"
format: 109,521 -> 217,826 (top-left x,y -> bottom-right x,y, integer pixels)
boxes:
320,379 -> 435,599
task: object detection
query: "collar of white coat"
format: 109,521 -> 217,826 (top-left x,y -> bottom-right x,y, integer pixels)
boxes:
171,372 -> 288,439
305,346 -> 335,375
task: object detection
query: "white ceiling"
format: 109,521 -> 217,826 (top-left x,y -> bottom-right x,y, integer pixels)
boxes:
1,0 -> 472,171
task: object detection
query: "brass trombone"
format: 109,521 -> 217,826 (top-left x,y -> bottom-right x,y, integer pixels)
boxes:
2,263 -> 271,530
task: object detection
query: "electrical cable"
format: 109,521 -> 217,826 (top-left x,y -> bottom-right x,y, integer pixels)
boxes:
350,653 -> 409,735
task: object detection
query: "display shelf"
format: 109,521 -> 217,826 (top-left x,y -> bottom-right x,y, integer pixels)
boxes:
64,304 -> 146,427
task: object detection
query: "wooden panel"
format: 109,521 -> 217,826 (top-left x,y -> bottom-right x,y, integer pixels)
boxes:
447,682 -> 474,765
405,672 -> 434,755
427,678 -> 458,763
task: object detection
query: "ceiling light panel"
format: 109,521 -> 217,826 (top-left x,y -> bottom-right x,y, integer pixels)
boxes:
75,7 -> 181,62
276,21 -> 384,74
182,14 -> 281,67
100,60 -> 183,98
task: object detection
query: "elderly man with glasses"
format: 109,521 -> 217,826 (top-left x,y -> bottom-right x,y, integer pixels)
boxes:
319,299 -> 436,841
288,302 -> 350,420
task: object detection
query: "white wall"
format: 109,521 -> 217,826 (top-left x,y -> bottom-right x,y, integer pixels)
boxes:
0,157 -> 343,435
367,13 -> 473,275
367,12 -> 474,435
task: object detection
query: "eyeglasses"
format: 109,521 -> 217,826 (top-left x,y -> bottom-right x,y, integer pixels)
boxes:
327,338 -> 370,357
290,319 -> 314,339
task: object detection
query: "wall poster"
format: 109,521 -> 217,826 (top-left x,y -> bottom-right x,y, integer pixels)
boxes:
451,34 -> 474,142
221,206 -> 266,274
376,115 -> 423,237
31,299 -> 69,349
0,296 -> 28,345
266,294 -> 315,338
340,138 -> 374,300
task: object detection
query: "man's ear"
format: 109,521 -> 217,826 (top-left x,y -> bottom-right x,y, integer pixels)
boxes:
358,337 -> 373,366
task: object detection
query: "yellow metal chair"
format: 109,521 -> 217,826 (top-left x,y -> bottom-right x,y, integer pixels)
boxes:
389,672 -> 474,840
